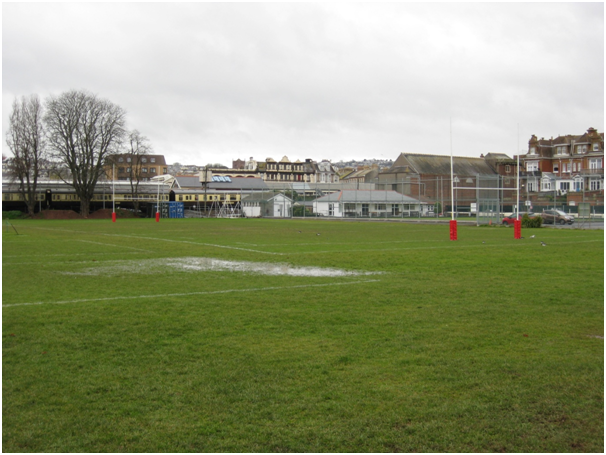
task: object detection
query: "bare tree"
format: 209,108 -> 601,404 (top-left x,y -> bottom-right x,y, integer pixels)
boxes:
5,95 -> 46,216
44,90 -> 126,217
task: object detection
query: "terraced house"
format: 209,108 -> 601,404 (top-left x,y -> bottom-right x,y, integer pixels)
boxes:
519,127 -> 604,206
210,156 -> 339,184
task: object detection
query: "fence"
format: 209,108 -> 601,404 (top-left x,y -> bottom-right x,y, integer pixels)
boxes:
259,174 -> 603,225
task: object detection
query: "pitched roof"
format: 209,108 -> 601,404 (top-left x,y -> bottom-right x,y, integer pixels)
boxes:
314,190 -> 422,204
173,176 -> 201,188
241,191 -> 292,203
208,178 -> 269,191
387,153 -> 496,176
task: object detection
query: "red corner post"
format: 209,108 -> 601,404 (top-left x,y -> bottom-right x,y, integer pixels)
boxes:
450,220 -> 458,241
514,219 -> 521,239
155,212 -> 160,222
112,212 -> 116,223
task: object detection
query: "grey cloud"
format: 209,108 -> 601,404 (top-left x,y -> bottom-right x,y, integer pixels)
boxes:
3,3 -> 603,165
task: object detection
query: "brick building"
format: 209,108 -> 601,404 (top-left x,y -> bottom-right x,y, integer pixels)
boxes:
106,154 -> 168,181
519,127 -> 604,207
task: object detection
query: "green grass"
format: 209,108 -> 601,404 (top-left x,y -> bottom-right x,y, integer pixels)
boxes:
3,218 -> 603,452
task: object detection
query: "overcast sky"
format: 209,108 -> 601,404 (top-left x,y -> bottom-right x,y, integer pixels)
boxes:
3,2 -> 604,167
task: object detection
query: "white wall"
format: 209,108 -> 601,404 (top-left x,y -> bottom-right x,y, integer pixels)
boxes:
243,204 -> 261,217
272,195 -> 292,217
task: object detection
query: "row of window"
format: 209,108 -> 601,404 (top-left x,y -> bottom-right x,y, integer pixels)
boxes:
527,158 -> 603,172
117,167 -> 168,174
264,173 -> 310,181
176,194 -> 239,202
529,143 -> 600,155
266,164 -> 305,171
2,193 -> 170,202
529,178 -> 602,192
117,157 -> 157,164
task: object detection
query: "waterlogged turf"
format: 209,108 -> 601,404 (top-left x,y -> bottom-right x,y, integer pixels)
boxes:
2,218 -> 604,452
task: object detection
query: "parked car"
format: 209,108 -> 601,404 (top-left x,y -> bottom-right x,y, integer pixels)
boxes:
541,210 -> 575,225
501,212 -> 536,225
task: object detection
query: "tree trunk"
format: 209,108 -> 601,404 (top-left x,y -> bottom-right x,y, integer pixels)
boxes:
80,199 -> 91,218
26,200 -> 36,217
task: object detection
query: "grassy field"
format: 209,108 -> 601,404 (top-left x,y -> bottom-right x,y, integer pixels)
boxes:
2,218 -> 603,452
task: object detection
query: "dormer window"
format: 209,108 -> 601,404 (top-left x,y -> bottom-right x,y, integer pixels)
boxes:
556,146 -> 568,155
593,143 -> 600,151
150,158 -> 156,163
529,147 -> 536,155
577,145 -> 587,154
118,157 -> 124,163
142,158 -> 147,163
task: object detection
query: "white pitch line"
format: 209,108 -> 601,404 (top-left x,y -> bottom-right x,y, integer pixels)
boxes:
2,280 -> 381,308
2,251 -> 144,259
24,226 -> 283,255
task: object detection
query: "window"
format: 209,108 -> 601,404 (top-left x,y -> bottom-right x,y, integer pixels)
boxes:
142,158 -> 147,163
163,168 -> 168,174
574,178 -> 584,191
589,158 -> 602,170
377,204 -> 386,210
553,164 -> 559,173
118,167 -> 124,173
590,179 -> 602,191
142,168 -> 148,173
151,158 -> 156,163
562,163 -> 568,173
505,165 -> 510,172
529,147 -> 536,155
526,161 -> 539,172
391,204 -> 399,216
593,143 -> 600,151
577,145 -> 587,154
118,157 -> 124,163
559,182 -> 570,191
126,167 -> 131,172
541,180 -> 551,191
556,146 -> 568,155
150,168 -> 156,173
362,204 -> 369,216
328,203 -> 334,216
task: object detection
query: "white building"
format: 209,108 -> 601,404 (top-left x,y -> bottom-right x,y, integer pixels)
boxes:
313,190 -> 430,217
242,192 -> 293,218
